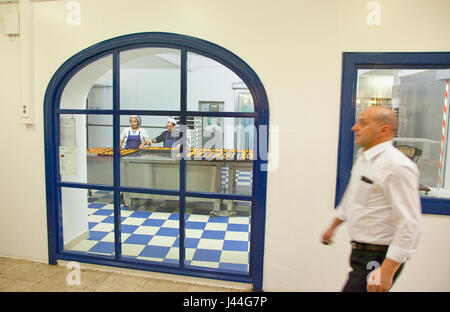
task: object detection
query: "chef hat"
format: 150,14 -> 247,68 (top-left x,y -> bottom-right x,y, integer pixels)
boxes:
167,117 -> 177,125
129,115 -> 141,125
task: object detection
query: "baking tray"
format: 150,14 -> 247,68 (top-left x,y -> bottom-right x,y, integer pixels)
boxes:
96,149 -> 138,157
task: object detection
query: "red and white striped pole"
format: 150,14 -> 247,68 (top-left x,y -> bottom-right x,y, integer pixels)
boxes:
439,79 -> 449,188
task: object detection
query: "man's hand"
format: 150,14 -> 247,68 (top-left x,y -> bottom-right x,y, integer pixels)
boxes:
367,258 -> 401,292
367,267 -> 393,292
321,227 -> 334,245
321,217 -> 343,245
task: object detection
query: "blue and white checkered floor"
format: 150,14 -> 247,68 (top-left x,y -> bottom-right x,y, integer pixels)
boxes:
66,191 -> 251,273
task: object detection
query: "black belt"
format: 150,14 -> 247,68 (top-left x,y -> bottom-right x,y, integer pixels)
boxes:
351,241 -> 389,253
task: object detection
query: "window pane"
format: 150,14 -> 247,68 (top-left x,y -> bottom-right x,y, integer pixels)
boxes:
120,48 -> 180,111
62,187 -> 115,257
185,197 -> 251,274
60,55 -> 112,109
187,52 -> 255,113
356,69 -> 450,198
121,192 -> 179,265
59,114 -> 113,185
120,115 -> 181,190
184,117 -> 254,195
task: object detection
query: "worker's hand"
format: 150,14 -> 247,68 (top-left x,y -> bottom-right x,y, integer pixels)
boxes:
145,140 -> 152,146
367,267 -> 393,292
321,227 -> 334,245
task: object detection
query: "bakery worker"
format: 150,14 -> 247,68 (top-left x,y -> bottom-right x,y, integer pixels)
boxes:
119,115 -> 149,149
146,117 -> 182,148
321,106 -> 421,292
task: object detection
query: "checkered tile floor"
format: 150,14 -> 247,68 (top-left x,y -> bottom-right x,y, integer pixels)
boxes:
66,191 -> 251,273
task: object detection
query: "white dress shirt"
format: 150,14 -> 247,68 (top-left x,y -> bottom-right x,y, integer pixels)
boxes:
336,141 -> 422,263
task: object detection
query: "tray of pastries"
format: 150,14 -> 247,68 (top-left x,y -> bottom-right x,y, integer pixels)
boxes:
87,147 -> 138,157
87,147 -> 253,160
87,147 -> 112,155
98,149 -> 138,157
184,148 -> 254,161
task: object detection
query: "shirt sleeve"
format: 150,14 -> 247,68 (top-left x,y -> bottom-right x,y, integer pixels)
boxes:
335,168 -> 360,223
384,165 -> 422,263
154,131 -> 166,143
140,128 -> 150,142
120,128 -> 129,141
335,156 -> 362,222
335,181 -> 350,222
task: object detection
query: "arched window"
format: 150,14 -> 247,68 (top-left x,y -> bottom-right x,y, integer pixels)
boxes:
44,33 -> 269,290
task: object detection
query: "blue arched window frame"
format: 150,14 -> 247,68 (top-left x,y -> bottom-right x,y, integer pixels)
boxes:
44,32 -> 269,291
336,52 -> 450,216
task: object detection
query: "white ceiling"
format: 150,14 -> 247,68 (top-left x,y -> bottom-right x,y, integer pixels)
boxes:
120,49 -> 223,71
359,69 -> 427,77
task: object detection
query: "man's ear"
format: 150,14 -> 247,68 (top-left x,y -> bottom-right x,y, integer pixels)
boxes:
380,124 -> 392,136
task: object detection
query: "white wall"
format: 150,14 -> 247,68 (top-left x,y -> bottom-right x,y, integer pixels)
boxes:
188,66 -> 244,149
59,51 -> 112,244
0,0 -> 449,291
121,69 -> 180,111
90,62 -> 242,148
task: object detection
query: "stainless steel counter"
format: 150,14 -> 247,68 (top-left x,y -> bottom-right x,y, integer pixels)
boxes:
87,151 -> 252,216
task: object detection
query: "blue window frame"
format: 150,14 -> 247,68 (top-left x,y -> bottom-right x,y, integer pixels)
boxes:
336,52 -> 450,216
44,32 -> 269,291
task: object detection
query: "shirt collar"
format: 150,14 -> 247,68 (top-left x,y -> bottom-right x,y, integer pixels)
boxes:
358,141 -> 393,161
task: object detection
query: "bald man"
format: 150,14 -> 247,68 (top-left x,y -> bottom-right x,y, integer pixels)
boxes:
322,106 -> 421,292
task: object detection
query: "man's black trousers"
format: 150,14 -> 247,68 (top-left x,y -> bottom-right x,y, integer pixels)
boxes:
342,248 -> 404,292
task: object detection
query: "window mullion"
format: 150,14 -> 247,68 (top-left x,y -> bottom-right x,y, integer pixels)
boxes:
113,51 -> 122,260
179,49 -> 187,268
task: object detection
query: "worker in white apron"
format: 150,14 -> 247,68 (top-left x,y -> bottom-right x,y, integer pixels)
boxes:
119,115 -> 149,149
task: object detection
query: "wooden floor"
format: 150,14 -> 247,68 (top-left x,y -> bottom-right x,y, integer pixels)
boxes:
0,257 -> 250,292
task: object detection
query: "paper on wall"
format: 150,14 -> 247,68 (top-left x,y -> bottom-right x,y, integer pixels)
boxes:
60,117 -> 76,147
59,146 -> 77,175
